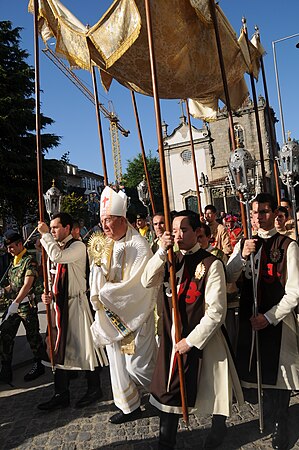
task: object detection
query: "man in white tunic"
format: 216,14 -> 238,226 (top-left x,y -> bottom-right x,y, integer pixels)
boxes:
227,193 -> 299,450
142,210 -> 243,450
37,212 -> 107,411
89,186 -> 157,424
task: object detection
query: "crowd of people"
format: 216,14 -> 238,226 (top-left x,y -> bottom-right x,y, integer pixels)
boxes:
0,188 -> 298,450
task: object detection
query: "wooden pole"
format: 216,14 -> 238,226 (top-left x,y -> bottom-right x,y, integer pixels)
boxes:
255,28 -> 281,203
33,0 -> 55,372
131,90 -> 156,215
242,18 -> 267,192
185,100 -> 203,215
144,0 -> 189,426
208,0 -> 247,237
91,66 -> 108,186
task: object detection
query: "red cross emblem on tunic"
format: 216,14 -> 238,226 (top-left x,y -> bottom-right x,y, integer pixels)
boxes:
102,196 -> 109,208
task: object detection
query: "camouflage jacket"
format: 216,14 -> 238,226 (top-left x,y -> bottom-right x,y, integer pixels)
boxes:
4,251 -> 38,300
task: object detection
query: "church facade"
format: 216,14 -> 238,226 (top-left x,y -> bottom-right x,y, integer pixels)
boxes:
163,96 -> 278,214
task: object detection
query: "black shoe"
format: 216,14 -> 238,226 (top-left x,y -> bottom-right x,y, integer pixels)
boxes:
204,415 -> 227,449
75,388 -> 103,408
38,392 -> 70,411
0,363 -> 12,383
272,421 -> 289,450
109,407 -> 142,424
24,361 -> 45,382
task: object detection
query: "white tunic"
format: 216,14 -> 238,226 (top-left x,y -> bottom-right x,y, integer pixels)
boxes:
89,225 -> 157,413
226,228 -> 299,390
41,233 -> 108,370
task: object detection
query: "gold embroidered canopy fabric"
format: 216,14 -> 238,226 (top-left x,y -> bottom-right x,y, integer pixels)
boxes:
28,0 -> 262,119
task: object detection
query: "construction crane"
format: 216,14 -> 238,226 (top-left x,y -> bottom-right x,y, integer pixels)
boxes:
42,47 -> 129,182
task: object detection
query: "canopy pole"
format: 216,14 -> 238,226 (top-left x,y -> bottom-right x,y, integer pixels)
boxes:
131,90 -> 156,215
208,0 -> 247,236
255,28 -> 281,203
91,66 -> 108,186
144,0 -> 189,427
242,19 -> 267,192
33,0 -> 55,372
185,100 -> 203,216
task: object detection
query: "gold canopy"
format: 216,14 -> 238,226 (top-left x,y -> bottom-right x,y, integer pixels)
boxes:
28,0 -> 263,119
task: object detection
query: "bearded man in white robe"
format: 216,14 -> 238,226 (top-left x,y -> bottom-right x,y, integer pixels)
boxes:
89,186 -> 157,424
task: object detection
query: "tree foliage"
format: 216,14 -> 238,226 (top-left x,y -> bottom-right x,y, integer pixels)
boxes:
122,151 -> 163,214
0,21 -> 60,226
61,192 -> 88,223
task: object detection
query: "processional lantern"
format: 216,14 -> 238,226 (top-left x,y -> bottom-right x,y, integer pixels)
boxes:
44,180 -> 62,219
228,145 -> 257,203
276,139 -> 299,240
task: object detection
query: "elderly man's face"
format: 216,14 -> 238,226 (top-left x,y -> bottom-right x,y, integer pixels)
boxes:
101,215 -> 127,241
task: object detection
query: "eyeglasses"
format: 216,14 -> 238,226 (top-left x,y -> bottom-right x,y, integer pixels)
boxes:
251,210 -> 272,216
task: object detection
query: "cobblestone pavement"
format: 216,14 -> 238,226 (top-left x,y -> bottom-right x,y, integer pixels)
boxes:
0,363 -> 298,450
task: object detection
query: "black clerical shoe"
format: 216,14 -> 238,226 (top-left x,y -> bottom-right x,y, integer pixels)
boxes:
109,407 -> 142,424
204,415 -> 227,449
0,362 -> 12,383
75,388 -> 103,408
24,361 -> 45,382
38,392 -> 70,411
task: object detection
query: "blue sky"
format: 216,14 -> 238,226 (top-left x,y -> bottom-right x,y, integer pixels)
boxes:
2,1 -> 299,182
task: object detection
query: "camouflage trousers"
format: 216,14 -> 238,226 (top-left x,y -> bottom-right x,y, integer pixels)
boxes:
0,302 -> 46,364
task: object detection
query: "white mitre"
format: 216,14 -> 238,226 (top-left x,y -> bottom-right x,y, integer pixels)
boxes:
100,186 -> 127,217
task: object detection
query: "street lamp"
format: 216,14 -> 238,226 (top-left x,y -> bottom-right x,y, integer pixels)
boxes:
88,191 -> 99,225
137,176 -> 154,240
43,180 -> 62,219
276,139 -> 299,240
228,145 -> 264,433
272,33 -> 299,144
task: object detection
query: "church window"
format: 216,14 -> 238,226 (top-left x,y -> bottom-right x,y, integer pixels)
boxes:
181,149 -> 192,163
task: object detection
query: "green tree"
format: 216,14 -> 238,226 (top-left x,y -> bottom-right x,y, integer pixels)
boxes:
0,21 -> 60,226
122,151 -> 163,213
61,192 -> 88,223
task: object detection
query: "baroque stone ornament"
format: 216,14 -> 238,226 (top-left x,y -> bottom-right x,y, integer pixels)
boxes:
195,262 -> 205,280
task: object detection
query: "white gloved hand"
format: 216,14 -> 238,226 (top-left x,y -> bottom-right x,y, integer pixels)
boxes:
4,301 -> 19,320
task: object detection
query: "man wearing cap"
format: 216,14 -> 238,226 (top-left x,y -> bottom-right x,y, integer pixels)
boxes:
89,186 -> 157,424
136,212 -> 153,244
37,212 -> 108,411
0,231 -> 46,383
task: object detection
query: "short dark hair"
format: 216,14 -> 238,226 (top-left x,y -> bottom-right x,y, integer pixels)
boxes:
172,210 -> 201,231
52,212 -> 73,230
204,204 -> 217,214
153,211 -> 165,219
280,197 -> 292,208
253,193 -> 277,212
199,222 -> 211,238
277,206 -> 289,218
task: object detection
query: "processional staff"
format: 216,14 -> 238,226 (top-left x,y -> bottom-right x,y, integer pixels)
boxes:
131,90 -> 156,215
228,146 -> 264,433
242,18 -> 267,192
253,26 -> 281,204
32,0 -> 55,372
208,0 -> 248,237
185,100 -> 203,216
144,0 -> 189,427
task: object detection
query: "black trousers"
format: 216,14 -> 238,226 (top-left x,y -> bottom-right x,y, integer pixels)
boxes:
54,367 -> 102,394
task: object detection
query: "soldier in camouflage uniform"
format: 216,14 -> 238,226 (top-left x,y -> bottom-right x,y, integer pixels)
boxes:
0,231 -> 46,383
